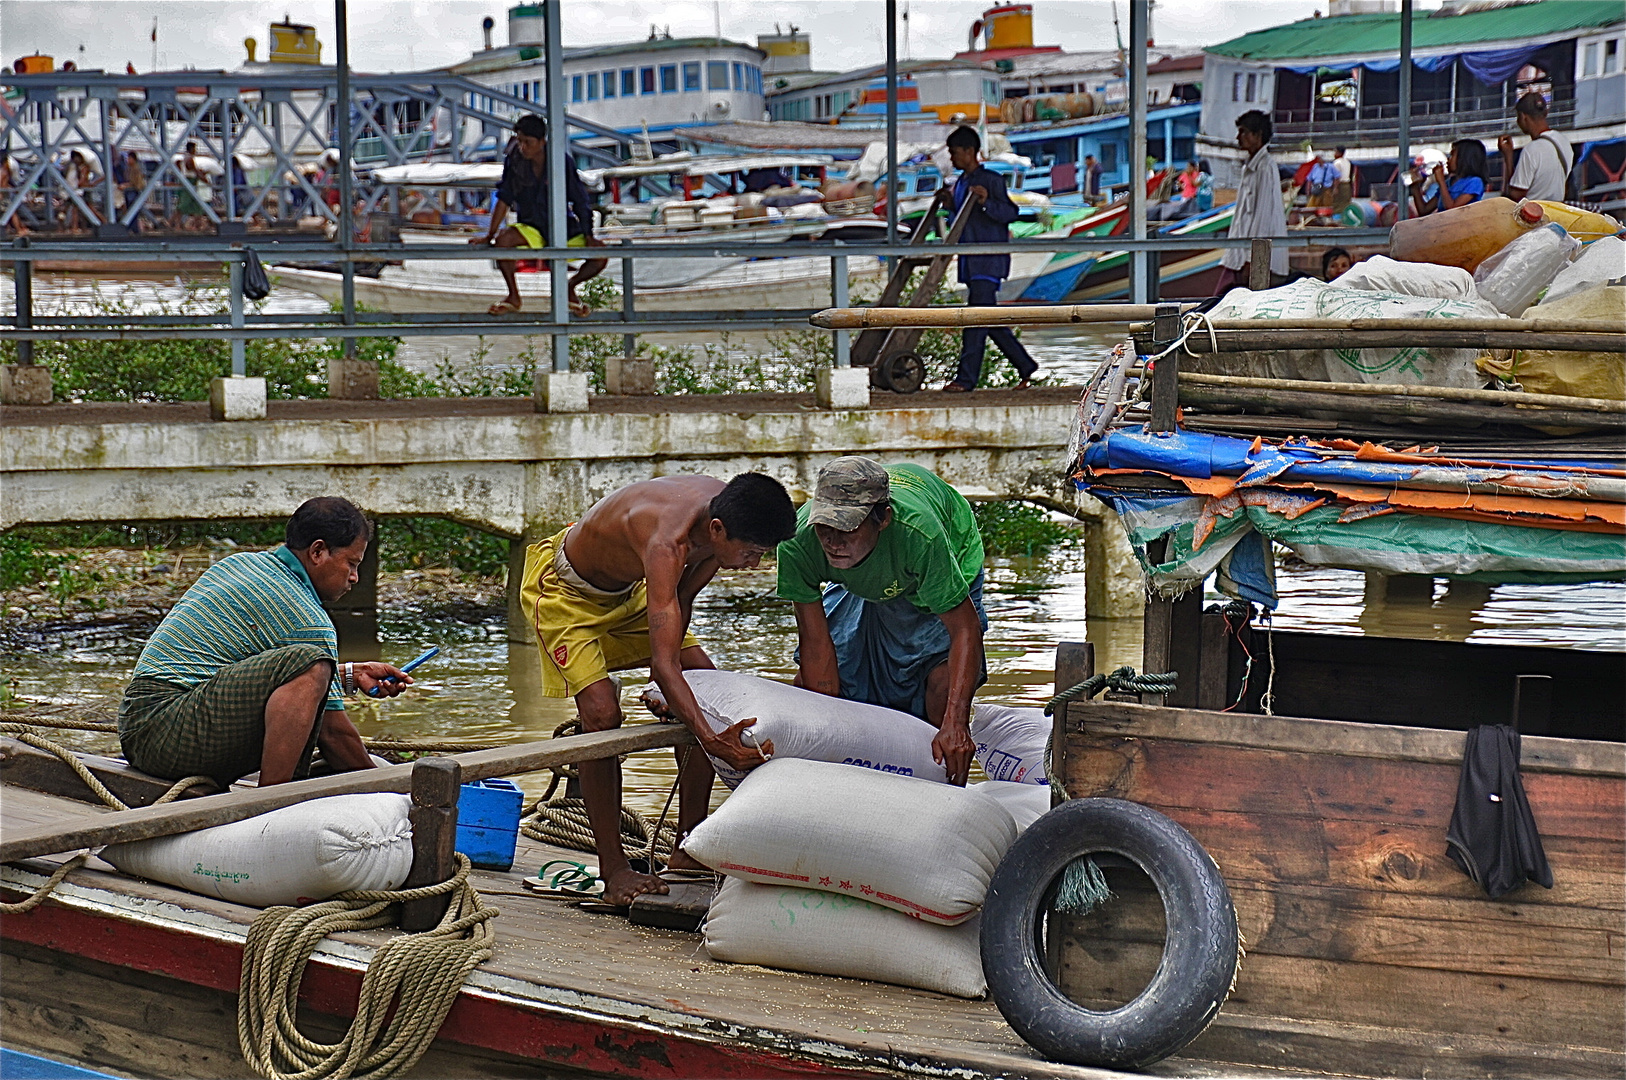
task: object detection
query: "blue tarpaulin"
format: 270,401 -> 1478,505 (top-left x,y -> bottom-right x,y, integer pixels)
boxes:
1282,42 -> 1541,82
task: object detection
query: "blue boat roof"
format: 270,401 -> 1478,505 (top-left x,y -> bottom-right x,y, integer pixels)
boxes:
1004,102 -> 1202,146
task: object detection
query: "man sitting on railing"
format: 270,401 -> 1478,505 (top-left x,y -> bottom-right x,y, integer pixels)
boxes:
519,473 -> 798,906
471,113 -> 607,318
118,498 -> 411,789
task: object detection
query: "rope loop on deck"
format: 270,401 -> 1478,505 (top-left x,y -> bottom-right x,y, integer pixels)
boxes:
0,722 -> 213,914
1043,667 -> 1179,716
237,853 -> 497,1080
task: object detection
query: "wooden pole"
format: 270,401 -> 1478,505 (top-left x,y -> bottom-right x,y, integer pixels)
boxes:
810,303 -> 1197,329
0,724 -> 693,863
1177,383 -> 1626,430
1051,642 -> 1094,809
1152,328 -> 1625,354
1148,302 -> 1181,431
400,757 -> 460,931
1248,238 -> 1272,291
1131,316 -> 1623,334
1175,371 -> 1626,413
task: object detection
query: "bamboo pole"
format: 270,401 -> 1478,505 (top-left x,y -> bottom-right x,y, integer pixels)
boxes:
0,724 -> 693,863
1133,316 -> 1625,334
810,303 -> 1198,329
1177,384 -> 1625,431
1177,372 -> 1626,414
1157,329 -> 1624,353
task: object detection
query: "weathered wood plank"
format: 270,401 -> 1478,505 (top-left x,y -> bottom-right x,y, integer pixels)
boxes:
1065,734 -> 1625,841
0,724 -> 692,862
0,738 -> 221,806
1063,700 -> 1625,776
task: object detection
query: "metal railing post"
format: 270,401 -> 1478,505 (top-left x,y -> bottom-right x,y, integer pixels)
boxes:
1128,0 -> 1150,304
14,237 -> 33,365
337,0 -> 357,361
831,248 -> 850,368
229,253 -> 246,376
621,254 -> 636,362
885,0 -> 899,245
544,0 -> 570,375
1395,0 -> 1413,222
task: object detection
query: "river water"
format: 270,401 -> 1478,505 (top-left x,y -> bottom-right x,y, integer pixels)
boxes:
5,273 -> 1623,818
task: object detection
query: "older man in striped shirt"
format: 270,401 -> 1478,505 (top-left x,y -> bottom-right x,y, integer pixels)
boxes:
118,497 -> 411,787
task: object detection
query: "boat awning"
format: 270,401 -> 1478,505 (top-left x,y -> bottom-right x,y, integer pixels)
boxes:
369,162 -> 503,186
1076,429 -> 1626,604
595,154 -> 835,180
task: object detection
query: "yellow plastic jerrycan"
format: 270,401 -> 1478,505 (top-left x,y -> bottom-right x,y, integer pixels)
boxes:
1535,202 -> 1623,244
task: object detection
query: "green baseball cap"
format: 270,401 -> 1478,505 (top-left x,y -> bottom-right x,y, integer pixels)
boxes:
808,457 -> 890,531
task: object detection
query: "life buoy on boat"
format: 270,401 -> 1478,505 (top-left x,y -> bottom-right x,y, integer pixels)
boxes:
980,798 -> 1239,1069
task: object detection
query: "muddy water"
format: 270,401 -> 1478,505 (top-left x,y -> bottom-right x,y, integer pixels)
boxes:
6,553 -> 1621,818
5,274 -> 1623,816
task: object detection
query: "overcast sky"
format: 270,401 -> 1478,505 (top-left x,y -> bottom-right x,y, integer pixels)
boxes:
0,1 -> 1363,75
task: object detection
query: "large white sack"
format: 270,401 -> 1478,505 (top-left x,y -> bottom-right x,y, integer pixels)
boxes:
1203,279 -> 1496,388
970,781 -> 1052,833
682,758 -> 1016,925
1543,236 -> 1626,307
970,703 -> 1049,785
1330,254 -> 1479,301
703,876 -> 986,998
649,670 -> 946,788
103,793 -> 413,907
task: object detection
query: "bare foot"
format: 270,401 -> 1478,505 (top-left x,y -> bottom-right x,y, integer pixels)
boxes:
666,848 -> 710,873
600,865 -> 667,906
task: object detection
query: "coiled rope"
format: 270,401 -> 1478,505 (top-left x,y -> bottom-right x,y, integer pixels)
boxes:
1043,666 -> 1179,716
237,854 -> 497,1080
520,719 -> 683,868
0,722 -> 213,915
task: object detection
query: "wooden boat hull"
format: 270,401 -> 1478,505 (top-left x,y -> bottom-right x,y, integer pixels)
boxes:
1053,695 -> 1625,1078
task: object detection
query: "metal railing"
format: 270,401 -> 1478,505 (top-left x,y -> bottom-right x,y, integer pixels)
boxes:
1272,96 -> 1579,146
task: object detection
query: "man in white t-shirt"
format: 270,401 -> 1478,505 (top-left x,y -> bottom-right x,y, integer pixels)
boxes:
1331,145 -> 1353,209
1499,92 -> 1572,203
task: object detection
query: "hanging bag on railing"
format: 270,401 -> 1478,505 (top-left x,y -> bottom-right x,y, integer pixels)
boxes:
241,247 -> 271,301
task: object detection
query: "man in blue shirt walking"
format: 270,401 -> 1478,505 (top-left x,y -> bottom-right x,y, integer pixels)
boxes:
943,126 -> 1037,393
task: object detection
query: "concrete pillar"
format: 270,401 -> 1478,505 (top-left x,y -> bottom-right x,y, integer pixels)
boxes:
326,534 -> 379,659
327,358 -> 380,400
1,365 -> 53,405
1364,572 -> 1435,604
209,375 -> 267,420
536,370 -> 589,413
605,358 -> 655,396
1083,512 -> 1144,621
816,366 -> 870,409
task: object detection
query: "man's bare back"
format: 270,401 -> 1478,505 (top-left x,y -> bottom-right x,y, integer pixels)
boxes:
562,476 -> 726,593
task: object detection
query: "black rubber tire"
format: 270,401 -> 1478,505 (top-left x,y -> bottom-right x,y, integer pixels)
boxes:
882,351 -> 927,394
868,361 -> 893,390
980,797 -> 1238,1070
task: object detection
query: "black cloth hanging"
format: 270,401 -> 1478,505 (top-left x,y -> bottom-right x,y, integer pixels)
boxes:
1445,723 -> 1553,899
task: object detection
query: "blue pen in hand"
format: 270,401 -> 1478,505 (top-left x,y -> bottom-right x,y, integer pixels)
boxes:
367,646 -> 440,697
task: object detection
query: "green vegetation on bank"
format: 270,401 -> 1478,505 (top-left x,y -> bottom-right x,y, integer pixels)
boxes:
1,271 -> 1036,402
972,501 -> 1077,558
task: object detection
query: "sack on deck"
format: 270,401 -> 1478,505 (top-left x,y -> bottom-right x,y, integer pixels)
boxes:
703,876 -> 987,998
970,780 -> 1052,832
103,793 -> 413,907
648,670 -> 947,788
681,758 -> 1017,925
970,703 -> 1050,785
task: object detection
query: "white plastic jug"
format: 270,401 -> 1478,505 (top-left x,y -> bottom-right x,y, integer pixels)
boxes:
1474,223 -> 1581,316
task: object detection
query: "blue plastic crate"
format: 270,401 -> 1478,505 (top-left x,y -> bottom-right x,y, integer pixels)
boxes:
455,778 -> 524,871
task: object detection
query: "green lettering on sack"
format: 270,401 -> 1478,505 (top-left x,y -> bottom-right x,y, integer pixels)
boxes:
192,861 -> 252,885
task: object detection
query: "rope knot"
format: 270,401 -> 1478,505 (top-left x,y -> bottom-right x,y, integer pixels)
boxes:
1043,666 -> 1179,715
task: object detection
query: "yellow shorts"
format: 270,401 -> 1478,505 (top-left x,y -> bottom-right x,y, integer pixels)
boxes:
520,527 -> 699,698
511,224 -> 587,250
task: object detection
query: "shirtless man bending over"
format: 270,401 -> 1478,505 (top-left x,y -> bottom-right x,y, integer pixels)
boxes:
519,474 -> 798,904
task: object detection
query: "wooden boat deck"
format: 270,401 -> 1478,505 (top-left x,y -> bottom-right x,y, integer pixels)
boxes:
2,781 -> 1285,1080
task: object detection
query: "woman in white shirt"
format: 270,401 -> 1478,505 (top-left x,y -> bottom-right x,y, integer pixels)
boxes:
1215,110 -> 1288,296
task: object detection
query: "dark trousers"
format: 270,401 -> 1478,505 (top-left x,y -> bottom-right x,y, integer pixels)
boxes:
955,278 -> 1036,389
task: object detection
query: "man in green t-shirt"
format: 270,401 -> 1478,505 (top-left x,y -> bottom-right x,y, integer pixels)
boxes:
776,457 -> 988,785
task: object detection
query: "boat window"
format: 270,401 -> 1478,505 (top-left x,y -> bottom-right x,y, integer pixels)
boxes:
1232,72 -> 1243,102
660,65 -> 678,93
915,176 -> 938,192
571,75 -> 583,103
1245,73 -> 1257,102
1583,42 -> 1599,77
708,61 -> 729,90
733,62 -> 745,91
603,70 -> 616,98
532,81 -> 542,102
641,67 -> 656,94
622,69 -> 637,96
684,62 -> 701,91
1606,38 -> 1620,75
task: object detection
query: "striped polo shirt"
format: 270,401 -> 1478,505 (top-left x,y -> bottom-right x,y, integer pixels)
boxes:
134,546 -> 344,711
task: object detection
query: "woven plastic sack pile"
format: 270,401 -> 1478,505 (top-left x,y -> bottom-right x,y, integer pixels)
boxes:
103,793 -> 413,907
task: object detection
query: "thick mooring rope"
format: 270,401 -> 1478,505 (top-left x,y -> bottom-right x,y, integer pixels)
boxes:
521,797 -> 678,865
0,722 -> 212,915
1043,666 -> 1179,716
237,854 -> 497,1080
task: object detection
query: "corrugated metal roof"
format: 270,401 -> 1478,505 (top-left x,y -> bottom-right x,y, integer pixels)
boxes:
1208,0 -> 1624,61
